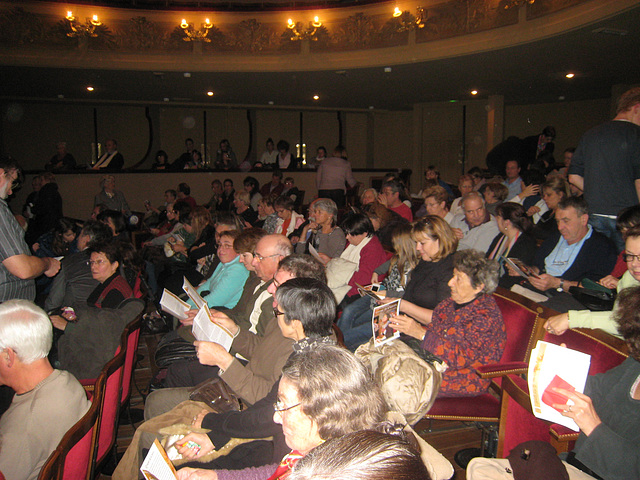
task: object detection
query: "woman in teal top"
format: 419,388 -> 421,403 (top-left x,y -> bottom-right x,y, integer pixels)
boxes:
187,230 -> 249,310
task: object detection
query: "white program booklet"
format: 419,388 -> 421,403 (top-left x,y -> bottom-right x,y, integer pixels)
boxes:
159,289 -> 190,320
191,304 -> 234,351
182,277 -> 206,310
140,438 -> 178,480
528,340 -> 591,431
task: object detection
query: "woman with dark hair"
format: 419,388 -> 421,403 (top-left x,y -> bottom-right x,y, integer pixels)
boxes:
243,176 -> 262,211
276,139 -> 292,170
83,241 -> 133,309
532,176 -> 571,241
33,217 -> 79,258
274,196 -> 305,237
361,202 -> 408,252
469,285 -> 640,480
338,222 -> 422,350
487,202 -> 537,286
599,205 -> 640,289
97,209 -> 130,242
151,150 -> 169,170
482,182 -> 509,216
391,249 -> 505,397
339,213 -> 388,300
256,193 -> 279,233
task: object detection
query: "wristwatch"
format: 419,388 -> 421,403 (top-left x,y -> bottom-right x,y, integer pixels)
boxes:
557,279 -> 565,292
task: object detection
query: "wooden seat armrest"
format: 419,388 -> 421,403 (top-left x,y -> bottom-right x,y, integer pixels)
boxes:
476,362 -> 528,379
549,424 -> 579,454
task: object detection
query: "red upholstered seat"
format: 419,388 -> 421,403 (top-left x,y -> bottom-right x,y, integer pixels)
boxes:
497,328 -> 628,457
38,365 -> 105,480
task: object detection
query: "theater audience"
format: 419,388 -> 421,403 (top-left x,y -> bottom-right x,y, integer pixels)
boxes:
0,300 -> 90,480
234,190 -> 259,227
186,229 -> 249,309
25,172 -> 62,247
531,176 -> 571,242
360,187 -> 377,206
256,193 -> 279,233
468,284 -> 640,480
151,150 -> 170,170
45,220 -> 113,311
219,179 -> 235,211
361,202 -> 408,252
380,178 -> 413,222
93,174 -> 131,216
487,202 -> 536,286
340,213 -> 388,300
544,226 -> 640,338
289,430 -> 432,480
274,196 -> 305,237
482,181 -> 509,216
419,185 -> 455,223
294,198 -> 345,263
243,176 -> 262,211
423,165 -> 454,200
450,191 -> 500,253
143,253 -> 323,419
45,141 -> 76,171
177,182 -> 197,209
450,174 -> 475,216
97,209 -> 130,242
93,138 -> 124,170
174,345 -> 389,480
316,145 -> 357,207
260,171 -> 285,197
32,217 -> 79,258
338,222 -> 421,350
526,197 -> 616,293
390,249 -> 505,397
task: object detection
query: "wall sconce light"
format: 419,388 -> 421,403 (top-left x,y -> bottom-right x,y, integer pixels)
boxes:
180,18 -> 213,42
287,16 -> 322,41
503,0 -> 535,9
391,6 -> 425,32
65,11 -> 102,37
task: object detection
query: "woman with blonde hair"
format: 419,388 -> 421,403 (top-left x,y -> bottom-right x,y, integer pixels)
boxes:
337,222 -> 421,350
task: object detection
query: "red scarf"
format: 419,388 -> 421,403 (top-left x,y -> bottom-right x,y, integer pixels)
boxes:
266,450 -> 304,480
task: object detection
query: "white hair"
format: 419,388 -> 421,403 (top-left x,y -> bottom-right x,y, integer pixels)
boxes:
0,300 -> 52,363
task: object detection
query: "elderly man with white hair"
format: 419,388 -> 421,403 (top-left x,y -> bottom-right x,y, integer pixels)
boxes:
0,300 -> 90,480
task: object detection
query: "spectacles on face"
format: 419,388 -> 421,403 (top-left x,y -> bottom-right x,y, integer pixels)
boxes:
273,306 -> 284,318
3,171 -> 20,191
254,252 -> 281,262
87,259 -> 107,266
273,398 -> 301,413
623,253 -> 640,263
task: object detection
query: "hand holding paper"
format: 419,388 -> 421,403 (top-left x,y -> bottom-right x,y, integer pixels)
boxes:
552,388 -> 602,436
194,341 -> 233,370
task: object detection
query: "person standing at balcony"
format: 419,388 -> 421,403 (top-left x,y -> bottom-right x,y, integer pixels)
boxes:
316,145 -> 357,208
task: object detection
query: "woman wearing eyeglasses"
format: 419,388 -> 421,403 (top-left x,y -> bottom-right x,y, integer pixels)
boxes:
544,225 -> 640,337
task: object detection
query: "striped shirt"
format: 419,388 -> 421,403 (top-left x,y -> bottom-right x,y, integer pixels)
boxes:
0,199 -> 35,302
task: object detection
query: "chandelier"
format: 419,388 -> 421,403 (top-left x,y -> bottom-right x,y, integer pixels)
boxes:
180,18 -> 213,42
65,11 -> 102,38
287,17 -> 323,41
392,7 -> 426,32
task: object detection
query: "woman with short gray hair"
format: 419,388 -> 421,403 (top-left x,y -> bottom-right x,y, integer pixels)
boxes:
390,249 -> 505,397
295,198 -> 346,263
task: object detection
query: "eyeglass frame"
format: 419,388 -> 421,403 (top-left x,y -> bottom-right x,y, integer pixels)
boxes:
273,399 -> 301,413
254,252 -> 282,262
623,252 -> 640,263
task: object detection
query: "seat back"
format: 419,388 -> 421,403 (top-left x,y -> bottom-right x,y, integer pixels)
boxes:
38,370 -> 105,480
542,327 -> 628,375
91,348 -> 126,474
493,287 -> 545,365
120,312 -> 143,406
497,374 -> 555,458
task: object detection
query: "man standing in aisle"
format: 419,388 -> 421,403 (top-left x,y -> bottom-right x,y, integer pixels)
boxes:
569,87 -> 640,253
0,156 -> 60,302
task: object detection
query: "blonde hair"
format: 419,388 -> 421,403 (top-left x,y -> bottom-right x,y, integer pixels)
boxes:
412,215 -> 458,261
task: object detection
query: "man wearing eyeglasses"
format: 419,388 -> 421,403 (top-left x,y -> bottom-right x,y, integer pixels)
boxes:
0,156 -> 60,303
545,225 -> 640,337
526,196 -> 616,295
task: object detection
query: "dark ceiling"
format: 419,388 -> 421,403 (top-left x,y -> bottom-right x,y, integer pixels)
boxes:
1,4 -> 639,110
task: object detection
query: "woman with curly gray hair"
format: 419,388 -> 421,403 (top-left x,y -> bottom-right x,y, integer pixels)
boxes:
390,249 -> 505,397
